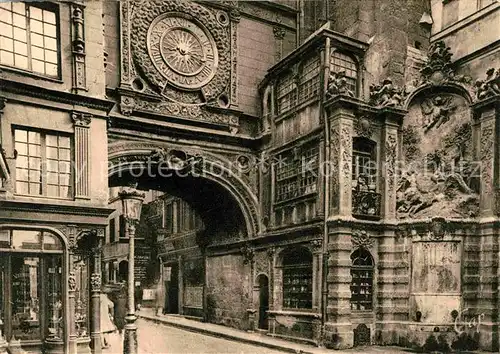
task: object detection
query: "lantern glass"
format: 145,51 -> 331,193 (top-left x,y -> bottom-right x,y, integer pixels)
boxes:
122,197 -> 143,221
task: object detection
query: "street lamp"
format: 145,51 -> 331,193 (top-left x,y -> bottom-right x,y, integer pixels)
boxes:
119,187 -> 145,354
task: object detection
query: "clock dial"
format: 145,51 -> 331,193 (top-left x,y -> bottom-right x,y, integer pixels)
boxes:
147,14 -> 218,90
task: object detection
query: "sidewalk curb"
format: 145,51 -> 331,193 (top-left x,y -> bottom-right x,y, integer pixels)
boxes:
137,313 -> 318,354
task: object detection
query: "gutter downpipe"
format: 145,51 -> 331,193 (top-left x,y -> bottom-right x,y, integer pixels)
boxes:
320,36 -> 331,346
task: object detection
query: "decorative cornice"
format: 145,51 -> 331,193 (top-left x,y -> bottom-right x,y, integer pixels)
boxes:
0,200 -> 114,218
0,79 -> 114,113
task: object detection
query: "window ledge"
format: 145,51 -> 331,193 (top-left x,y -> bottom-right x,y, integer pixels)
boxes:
0,65 -> 63,84
268,309 -> 321,318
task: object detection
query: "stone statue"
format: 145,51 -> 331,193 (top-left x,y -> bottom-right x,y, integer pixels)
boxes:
326,70 -> 354,98
420,95 -> 456,133
475,68 -> 500,100
369,78 -> 405,107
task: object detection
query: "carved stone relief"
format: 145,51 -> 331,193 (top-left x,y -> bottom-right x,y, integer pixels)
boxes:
385,133 -> 397,217
120,0 -> 238,125
354,116 -> 374,139
329,122 -> 340,212
327,71 -> 354,98
480,120 -> 495,199
369,78 -> 406,108
340,125 -> 352,204
474,67 -> 500,101
90,273 -> 101,292
352,230 -> 373,248
254,251 -> 268,276
397,92 -> 479,219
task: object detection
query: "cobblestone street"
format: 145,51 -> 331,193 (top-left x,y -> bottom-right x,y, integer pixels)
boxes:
102,317 -> 413,354
103,318 -> 286,354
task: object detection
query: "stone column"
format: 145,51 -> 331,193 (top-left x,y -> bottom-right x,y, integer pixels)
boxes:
72,112 -> 91,200
324,225 -> 352,349
90,255 -> 102,354
328,107 -> 354,218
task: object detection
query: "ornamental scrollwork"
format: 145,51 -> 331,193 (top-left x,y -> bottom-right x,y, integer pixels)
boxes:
354,116 -> 374,138
480,121 -> 495,196
330,122 -> 340,212
68,272 -> 77,292
241,243 -> 254,265
90,273 -> 101,292
71,112 -> 92,127
385,134 -> 397,216
352,230 -> 373,249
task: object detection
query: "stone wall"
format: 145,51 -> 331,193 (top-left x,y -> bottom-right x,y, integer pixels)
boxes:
206,254 -> 251,330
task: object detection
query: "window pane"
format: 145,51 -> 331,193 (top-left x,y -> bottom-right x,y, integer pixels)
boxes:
11,256 -> 41,341
12,230 -> 41,250
13,13 -> 25,29
43,233 -> 62,251
0,3 -> 11,10
47,172 -> 58,184
0,8 -> 12,24
59,186 -> 70,198
43,23 -> 56,38
30,32 -> 43,47
14,40 -> 27,55
47,184 -> 58,197
28,143 -> 40,156
16,181 -> 29,194
45,255 -> 63,338
43,10 -> 56,25
32,58 -> 44,74
46,134 -> 57,147
11,2 -> 25,15
30,6 -> 42,21
30,19 -> 42,33
0,50 -> 13,66
45,63 -> 57,77
13,27 -> 26,42
28,131 -> 40,144
44,49 -> 57,64
46,147 -> 58,159
29,157 -> 41,169
29,182 -> 41,195
44,36 -> 56,50
15,129 -> 27,142
14,53 -> 27,69
58,136 -> 70,148
0,229 -> 10,248
46,159 -> 58,172
29,170 -> 41,183
59,148 -> 70,161
59,161 -> 71,174
31,45 -> 43,60
0,22 -> 13,38
60,173 -> 70,186
17,156 -> 28,169
0,36 -> 13,51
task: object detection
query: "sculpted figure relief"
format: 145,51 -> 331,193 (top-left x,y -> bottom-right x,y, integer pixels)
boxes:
475,68 -> 500,100
369,78 -> 405,107
420,95 -> 456,133
326,70 -> 354,98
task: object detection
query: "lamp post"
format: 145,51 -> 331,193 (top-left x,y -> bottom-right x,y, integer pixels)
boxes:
119,187 -> 145,354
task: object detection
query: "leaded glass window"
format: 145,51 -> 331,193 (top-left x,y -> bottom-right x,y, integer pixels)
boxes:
298,55 -> 320,104
330,50 -> 358,96
282,247 -> 312,309
277,72 -> 297,115
350,248 -> 374,311
352,138 -> 377,190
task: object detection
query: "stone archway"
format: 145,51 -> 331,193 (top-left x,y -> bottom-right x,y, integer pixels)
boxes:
108,141 -> 262,238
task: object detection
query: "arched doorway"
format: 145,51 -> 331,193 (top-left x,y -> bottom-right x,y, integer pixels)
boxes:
257,274 -> 269,330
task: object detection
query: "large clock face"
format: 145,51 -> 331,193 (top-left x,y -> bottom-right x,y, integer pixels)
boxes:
147,13 -> 219,91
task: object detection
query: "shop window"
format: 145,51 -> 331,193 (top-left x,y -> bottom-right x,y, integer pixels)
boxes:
330,50 -> 358,96
0,229 -> 64,342
352,138 -> 377,190
14,128 -> 72,198
275,143 -> 319,203
350,248 -> 374,311
282,247 -> 313,309
0,2 -> 60,77
298,55 -> 320,104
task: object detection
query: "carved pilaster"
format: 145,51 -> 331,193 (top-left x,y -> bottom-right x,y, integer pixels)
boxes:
273,26 -> 286,62
229,7 -> 239,108
383,129 -> 398,219
72,112 -> 91,199
71,2 -> 87,93
479,115 -> 495,216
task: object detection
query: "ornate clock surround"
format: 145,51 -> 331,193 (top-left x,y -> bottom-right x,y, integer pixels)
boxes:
130,0 -> 231,105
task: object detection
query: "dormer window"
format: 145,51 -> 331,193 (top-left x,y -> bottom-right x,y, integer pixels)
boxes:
330,50 -> 358,96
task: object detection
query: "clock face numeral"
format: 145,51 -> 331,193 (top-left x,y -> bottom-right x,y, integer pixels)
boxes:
147,14 -> 218,90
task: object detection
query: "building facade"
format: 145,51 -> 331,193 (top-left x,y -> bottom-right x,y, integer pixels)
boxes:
0,0 -> 499,353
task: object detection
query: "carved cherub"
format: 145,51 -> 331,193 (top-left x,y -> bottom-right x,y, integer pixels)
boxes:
420,95 -> 456,132
326,70 -> 354,98
370,78 -> 403,107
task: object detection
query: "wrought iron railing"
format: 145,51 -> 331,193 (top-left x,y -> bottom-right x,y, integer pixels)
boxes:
352,190 -> 381,219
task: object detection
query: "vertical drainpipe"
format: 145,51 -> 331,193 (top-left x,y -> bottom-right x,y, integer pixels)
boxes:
321,36 -> 331,343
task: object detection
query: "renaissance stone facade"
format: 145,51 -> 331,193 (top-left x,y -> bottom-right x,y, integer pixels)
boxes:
0,1 -> 499,353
